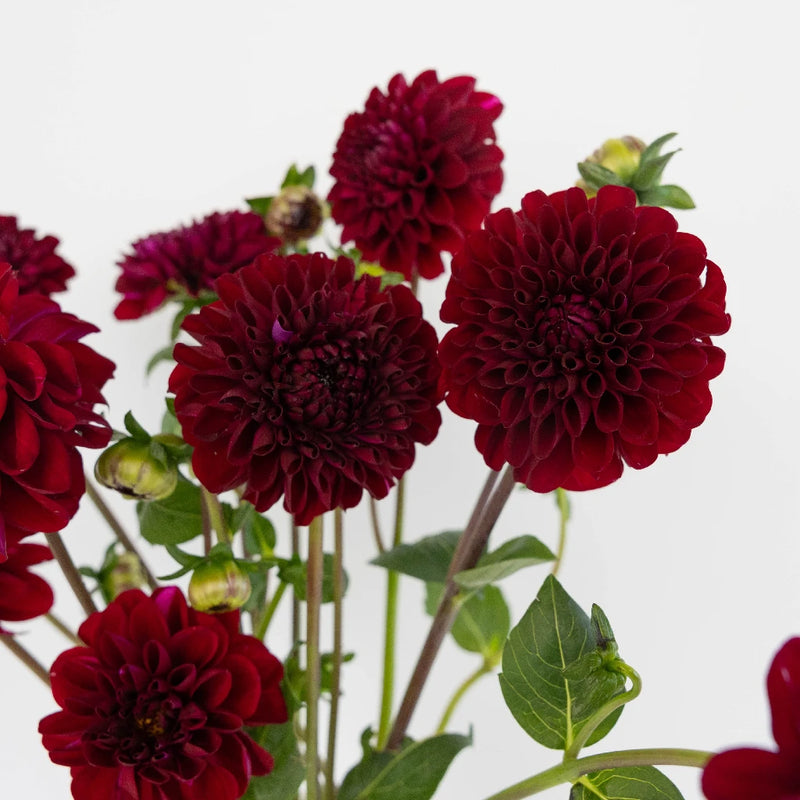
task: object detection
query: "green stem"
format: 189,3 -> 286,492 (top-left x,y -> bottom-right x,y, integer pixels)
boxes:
369,496 -> 387,554
201,486 -> 230,545
325,509 -> 345,800
377,478 -> 405,748
45,612 -> 82,645
255,582 -> 287,641
550,488 -> 570,577
435,661 -> 491,734
483,748 -> 713,800
564,661 -> 642,759
291,521 -> 301,646
305,516 -> 324,800
1,634 -> 51,686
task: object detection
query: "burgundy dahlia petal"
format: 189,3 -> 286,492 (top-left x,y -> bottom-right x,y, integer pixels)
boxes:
169,251 -> 443,524
439,186 -> 730,492
0,263 -> 114,560
328,70 -> 504,280
114,211 -> 281,320
0,530 -> 53,631
39,588 -> 287,800
0,215 -> 75,296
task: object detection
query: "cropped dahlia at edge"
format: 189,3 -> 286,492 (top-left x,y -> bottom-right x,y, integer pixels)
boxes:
169,251 -> 443,525
439,185 -> 730,492
328,69 -> 504,281
39,587 -> 287,800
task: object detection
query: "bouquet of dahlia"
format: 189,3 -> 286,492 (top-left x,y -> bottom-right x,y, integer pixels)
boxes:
2,68 -> 783,800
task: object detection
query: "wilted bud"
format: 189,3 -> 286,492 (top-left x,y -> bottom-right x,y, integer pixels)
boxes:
95,438 -> 178,501
99,551 -> 148,603
188,558 -> 252,613
264,185 -> 324,243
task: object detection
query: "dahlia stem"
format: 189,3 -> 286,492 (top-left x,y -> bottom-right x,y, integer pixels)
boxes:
369,496 -> 387,554
386,466 -> 516,750
200,486 -> 230,545
550,488 -> 571,578
377,478 -> 406,748
291,521 -> 301,646
305,515 -> 324,800
45,611 -> 82,645
325,509 -> 345,800
435,660 -> 492,734
44,531 -> 97,617
481,748 -> 712,800
0,635 -> 51,687
84,476 -> 158,589
255,581 -> 287,641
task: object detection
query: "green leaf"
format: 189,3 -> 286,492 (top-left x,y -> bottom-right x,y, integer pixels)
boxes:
570,767 -> 685,800
454,536 -> 554,590
137,477 -> 204,545
242,506 -> 277,554
630,151 -> 678,191
499,576 -> 627,750
371,530 -> 462,583
278,554 -> 347,603
145,345 -> 175,376
338,731 -> 471,800
638,132 -> 678,165
637,184 -> 696,210
577,162 -> 625,191
242,722 -> 305,800
245,196 -> 273,217
281,164 -> 315,189
123,411 -> 151,442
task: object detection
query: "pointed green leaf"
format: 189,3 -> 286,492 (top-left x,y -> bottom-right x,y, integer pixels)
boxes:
454,536 -> 554,590
371,530 -> 462,583
242,722 -> 305,800
338,732 -> 471,800
499,576 -> 627,750
281,164 -> 316,189
245,196 -> 273,217
577,162 -> 625,191
630,151 -> 678,191
639,132 -> 678,165
570,767 -> 685,800
145,345 -> 176,376
137,477 -> 204,545
123,411 -> 151,442
637,184 -> 696,209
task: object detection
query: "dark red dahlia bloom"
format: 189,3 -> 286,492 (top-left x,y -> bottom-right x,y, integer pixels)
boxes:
0,215 -> 75,296
0,262 -> 114,561
39,587 -> 288,800
114,211 -> 280,320
702,638 -> 800,800
328,70 -> 504,281
439,185 -> 730,492
0,530 -> 53,632
169,251 -> 442,524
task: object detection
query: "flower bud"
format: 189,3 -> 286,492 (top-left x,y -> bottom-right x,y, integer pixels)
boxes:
588,136 -> 645,182
94,439 -> 178,501
188,558 -> 252,613
99,551 -> 148,603
264,185 -> 324,243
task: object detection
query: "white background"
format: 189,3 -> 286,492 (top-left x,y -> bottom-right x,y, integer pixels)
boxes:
1,2 -> 798,799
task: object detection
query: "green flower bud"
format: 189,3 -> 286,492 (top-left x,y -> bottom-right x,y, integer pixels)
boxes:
94,438 -> 178,501
99,551 -> 148,603
577,136 -> 645,196
188,558 -> 252,613
264,185 -> 324,243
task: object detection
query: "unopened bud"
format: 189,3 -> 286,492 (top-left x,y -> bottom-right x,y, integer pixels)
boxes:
95,439 -> 178,501
188,559 -> 252,613
265,185 -> 324,243
588,136 -> 645,181
100,552 -> 148,602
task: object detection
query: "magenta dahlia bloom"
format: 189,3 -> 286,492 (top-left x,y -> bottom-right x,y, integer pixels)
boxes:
39,587 -> 287,800
439,185 -> 730,492
0,215 -> 75,296
702,638 -> 800,800
328,70 -> 504,281
169,251 -> 442,524
114,210 -> 280,320
0,262 -> 114,560
0,530 -> 53,632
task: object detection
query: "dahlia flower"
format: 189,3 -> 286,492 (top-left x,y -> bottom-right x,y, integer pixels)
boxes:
0,215 -> 75,296
0,262 -> 114,560
0,530 -> 53,632
169,251 -> 442,524
328,70 -> 504,281
439,185 -> 730,492
114,211 -> 280,320
39,587 -> 287,800
702,638 -> 800,800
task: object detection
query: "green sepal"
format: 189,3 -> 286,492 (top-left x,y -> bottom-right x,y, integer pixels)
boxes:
499,576 -> 627,750
145,345 -> 176,376
577,162 -> 626,191
281,164 -> 315,189
570,766 -> 685,800
630,150 -> 678,192
637,184 -> 696,209
638,132 -> 678,165
123,411 -> 151,442
338,729 -> 471,800
245,196 -> 274,217
242,722 -> 305,800
137,476 -> 204,545
454,535 -> 554,590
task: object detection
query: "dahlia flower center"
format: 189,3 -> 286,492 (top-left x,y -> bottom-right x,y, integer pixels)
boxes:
536,293 -> 605,353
